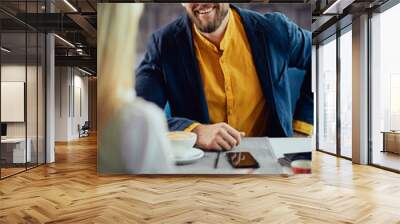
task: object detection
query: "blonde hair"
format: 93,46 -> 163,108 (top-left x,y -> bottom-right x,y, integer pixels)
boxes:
97,3 -> 143,130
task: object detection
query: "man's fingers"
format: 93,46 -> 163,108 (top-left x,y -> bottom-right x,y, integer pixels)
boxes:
219,129 -> 237,148
209,142 -> 222,151
216,136 -> 232,150
221,123 -> 242,146
194,123 -> 245,151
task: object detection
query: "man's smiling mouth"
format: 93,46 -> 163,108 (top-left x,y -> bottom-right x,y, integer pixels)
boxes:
195,7 -> 215,15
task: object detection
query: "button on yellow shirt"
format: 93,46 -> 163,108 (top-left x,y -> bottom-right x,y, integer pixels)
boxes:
192,9 -> 268,137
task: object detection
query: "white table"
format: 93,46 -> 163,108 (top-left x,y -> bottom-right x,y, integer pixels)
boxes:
1,138 -> 32,163
269,137 -> 312,158
174,137 -> 311,175
269,137 -> 312,175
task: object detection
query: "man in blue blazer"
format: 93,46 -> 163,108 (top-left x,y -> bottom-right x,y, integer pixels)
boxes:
136,3 -> 313,151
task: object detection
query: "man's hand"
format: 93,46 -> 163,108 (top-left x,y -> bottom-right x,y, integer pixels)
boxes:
192,123 -> 245,151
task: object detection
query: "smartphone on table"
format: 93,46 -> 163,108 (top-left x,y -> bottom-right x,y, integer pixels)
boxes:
226,151 -> 260,169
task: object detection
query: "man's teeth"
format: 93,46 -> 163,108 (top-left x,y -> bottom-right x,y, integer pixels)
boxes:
198,8 -> 213,14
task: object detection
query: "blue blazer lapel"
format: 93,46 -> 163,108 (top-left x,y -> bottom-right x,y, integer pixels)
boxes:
174,15 -> 210,123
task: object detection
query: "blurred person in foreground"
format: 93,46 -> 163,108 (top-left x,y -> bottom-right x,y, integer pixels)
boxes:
98,4 -> 174,174
136,3 -> 313,151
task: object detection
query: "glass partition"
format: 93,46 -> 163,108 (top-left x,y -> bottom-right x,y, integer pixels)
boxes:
1,30 -> 28,177
0,1 -> 46,179
27,31 -> 38,169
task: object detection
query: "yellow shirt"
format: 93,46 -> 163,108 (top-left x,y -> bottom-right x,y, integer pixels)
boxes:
186,8 -> 312,136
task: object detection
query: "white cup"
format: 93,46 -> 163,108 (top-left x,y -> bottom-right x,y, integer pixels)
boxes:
167,131 -> 197,151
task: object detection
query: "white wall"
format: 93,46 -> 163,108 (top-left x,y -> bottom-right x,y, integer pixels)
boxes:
55,66 -> 69,141
73,73 -> 89,137
54,67 -> 89,141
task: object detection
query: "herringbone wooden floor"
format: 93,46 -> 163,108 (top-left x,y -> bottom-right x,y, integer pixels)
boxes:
1,135 -> 400,224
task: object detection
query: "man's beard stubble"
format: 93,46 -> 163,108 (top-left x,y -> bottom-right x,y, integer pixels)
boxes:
187,5 -> 229,33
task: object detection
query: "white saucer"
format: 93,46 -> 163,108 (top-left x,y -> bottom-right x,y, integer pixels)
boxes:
173,147 -> 204,165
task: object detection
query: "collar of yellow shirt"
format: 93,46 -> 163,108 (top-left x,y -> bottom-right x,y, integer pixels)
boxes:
192,9 -> 235,53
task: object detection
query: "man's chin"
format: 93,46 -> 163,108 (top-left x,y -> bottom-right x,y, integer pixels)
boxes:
190,12 -> 225,33
196,25 -> 216,33
195,17 -> 215,28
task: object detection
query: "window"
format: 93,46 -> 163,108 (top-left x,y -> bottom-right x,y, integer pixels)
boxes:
370,2 -> 400,171
339,29 -> 352,158
317,37 -> 337,154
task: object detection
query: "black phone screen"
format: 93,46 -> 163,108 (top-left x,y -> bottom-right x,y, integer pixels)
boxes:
283,152 -> 312,161
226,152 -> 260,169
